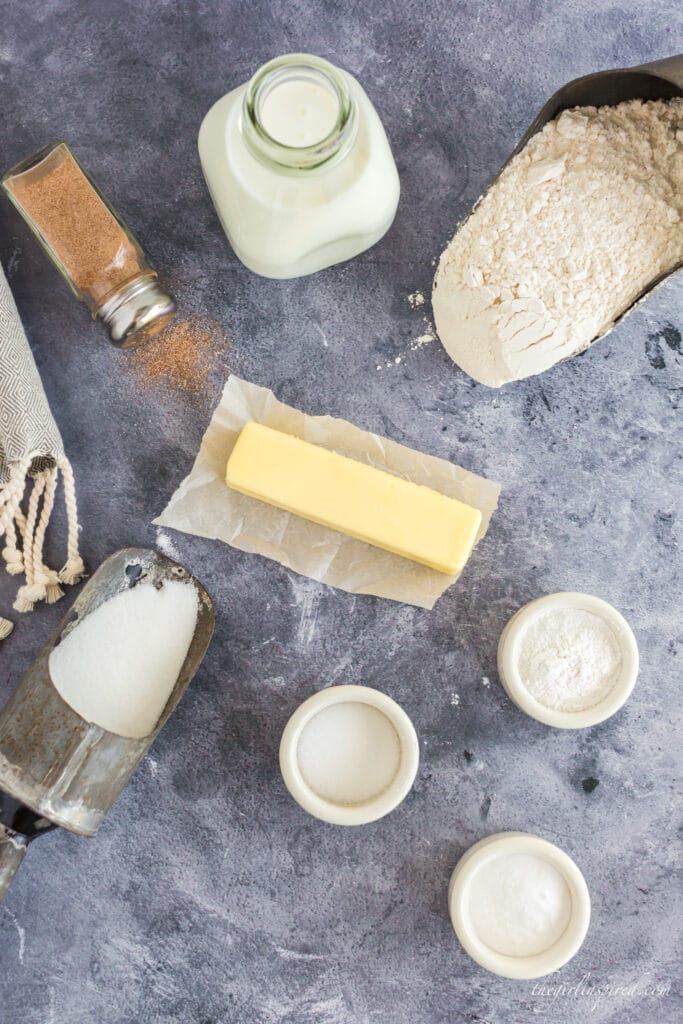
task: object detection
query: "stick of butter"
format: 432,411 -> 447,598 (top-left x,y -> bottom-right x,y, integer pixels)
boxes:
225,423 -> 482,574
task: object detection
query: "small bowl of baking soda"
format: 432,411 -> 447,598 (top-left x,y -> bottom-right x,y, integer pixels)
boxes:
497,592 -> 639,728
449,832 -> 591,979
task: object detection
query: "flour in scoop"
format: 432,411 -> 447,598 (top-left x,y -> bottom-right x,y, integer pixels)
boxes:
467,852 -> 572,957
50,581 -> 198,738
297,701 -> 401,805
517,607 -> 622,712
433,98 -> 683,386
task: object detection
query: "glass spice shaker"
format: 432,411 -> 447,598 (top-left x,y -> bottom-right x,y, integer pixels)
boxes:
2,142 -> 175,346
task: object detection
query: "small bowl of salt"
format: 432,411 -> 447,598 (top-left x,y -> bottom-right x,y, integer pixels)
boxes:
279,684 -> 419,825
449,831 -> 591,979
497,591 -> 639,729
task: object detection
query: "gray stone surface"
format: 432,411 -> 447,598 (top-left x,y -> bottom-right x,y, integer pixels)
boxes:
0,1 -> 681,1021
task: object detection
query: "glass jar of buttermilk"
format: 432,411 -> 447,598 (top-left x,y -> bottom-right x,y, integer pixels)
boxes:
198,53 -> 400,279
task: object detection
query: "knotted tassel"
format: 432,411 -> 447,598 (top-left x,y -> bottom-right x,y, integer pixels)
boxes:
57,456 -> 85,585
59,558 -> 85,586
2,518 -> 23,575
12,470 -> 45,613
0,617 -> 13,640
13,582 -> 46,613
31,467 -> 64,606
34,568 -> 64,605
2,453 -> 84,619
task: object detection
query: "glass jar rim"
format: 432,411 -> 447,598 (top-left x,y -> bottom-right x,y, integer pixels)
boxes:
242,53 -> 357,173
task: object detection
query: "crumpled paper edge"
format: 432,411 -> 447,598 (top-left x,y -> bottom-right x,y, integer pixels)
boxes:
154,376 -> 500,609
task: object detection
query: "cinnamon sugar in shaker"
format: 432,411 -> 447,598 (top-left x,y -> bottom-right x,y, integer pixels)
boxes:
2,142 -> 175,346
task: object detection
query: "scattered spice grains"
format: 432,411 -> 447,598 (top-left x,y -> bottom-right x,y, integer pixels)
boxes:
129,314 -> 227,394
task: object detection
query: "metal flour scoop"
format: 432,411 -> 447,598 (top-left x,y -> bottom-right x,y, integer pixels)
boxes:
0,547 -> 214,900
510,53 -> 682,154
433,53 -> 683,382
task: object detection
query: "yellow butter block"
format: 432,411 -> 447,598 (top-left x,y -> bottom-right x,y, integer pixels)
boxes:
225,422 -> 482,574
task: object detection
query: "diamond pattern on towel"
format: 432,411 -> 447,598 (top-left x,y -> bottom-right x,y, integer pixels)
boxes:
0,263 -> 63,485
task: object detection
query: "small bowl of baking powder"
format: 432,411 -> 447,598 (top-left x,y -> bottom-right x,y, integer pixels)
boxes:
497,592 -> 639,728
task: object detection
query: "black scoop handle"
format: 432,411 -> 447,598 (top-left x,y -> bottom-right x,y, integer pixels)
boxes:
0,791 -> 55,901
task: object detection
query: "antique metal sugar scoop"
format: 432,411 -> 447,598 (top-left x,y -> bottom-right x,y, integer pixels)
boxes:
0,547 -> 214,900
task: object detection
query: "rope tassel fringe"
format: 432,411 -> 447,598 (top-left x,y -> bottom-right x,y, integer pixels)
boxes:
0,452 -> 84,635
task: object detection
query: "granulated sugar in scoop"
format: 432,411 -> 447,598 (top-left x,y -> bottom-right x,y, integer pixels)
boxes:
49,580 -> 199,738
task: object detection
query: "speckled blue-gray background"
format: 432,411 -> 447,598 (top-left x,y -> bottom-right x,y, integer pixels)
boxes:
0,2 -> 681,1022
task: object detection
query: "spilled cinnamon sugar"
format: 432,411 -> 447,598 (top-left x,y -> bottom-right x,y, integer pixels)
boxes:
129,314 -> 226,394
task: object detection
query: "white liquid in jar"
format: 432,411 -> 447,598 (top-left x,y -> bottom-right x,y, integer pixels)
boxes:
198,54 -> 400,279
260,78 -> 340,148
467,852 -> 572,957
297,701 -> 401,805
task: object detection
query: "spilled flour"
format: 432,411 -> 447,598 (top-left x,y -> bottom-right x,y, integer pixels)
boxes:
375,293 -> 435,370
433,98 -> 683,386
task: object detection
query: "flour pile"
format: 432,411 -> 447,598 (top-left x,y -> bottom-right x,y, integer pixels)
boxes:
433,98 -> 683,387
517,607 -> 622,713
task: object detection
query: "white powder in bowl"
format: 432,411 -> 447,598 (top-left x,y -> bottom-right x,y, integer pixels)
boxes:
517,607 -> 622,712
297,701 -> 401,806
467,852 -> 572,957
433,98 -> 683,386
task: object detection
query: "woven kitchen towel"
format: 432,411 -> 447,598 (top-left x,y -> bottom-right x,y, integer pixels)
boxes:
0,261 -> 84,638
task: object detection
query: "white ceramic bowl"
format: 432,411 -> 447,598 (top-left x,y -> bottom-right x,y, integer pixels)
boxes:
448,831 -> 591,980
497,591 -> 639,729
279,684 -> 419,826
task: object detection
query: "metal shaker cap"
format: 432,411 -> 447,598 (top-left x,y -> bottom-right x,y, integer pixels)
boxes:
97,274 -> 176,347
